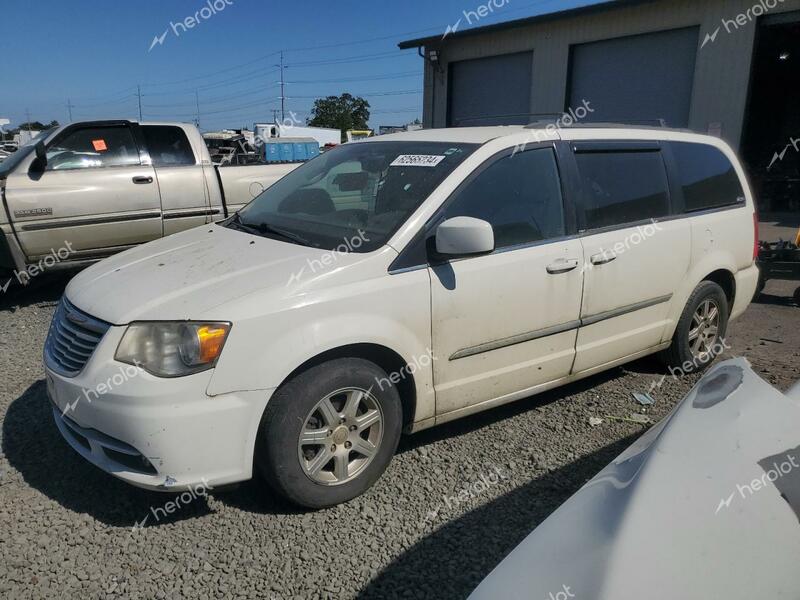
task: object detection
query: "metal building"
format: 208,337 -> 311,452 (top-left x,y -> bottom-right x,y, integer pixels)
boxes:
399,0 -> 800,212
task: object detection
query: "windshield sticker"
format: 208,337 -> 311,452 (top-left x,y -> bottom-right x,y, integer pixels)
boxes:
390,154 -> 446,168
92,139 -> 108,152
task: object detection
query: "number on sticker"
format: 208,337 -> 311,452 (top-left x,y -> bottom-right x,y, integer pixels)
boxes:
390,155 -> 446,168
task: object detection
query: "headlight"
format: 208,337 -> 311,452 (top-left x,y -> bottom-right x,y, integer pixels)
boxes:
115,322 -> 231,377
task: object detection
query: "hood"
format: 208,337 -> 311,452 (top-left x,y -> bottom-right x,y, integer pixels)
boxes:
469,358 -> 800,600
65,224 -> 393,324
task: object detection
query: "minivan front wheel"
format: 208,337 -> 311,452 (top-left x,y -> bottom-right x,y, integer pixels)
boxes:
660,281 -> 730,373
297,386 -> 384,486
256,357 -> 402,508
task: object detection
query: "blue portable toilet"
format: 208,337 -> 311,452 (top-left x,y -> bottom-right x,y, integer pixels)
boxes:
265,142 -> 281,162
278,142 -> 294,162
264,137 -> 321,163
292,142 -> 308,161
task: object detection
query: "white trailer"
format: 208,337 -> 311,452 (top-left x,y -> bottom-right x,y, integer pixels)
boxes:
254,122 -> 340,149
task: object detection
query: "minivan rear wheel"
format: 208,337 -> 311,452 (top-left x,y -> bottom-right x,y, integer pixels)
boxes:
255,358 -> 402,508
660,281 -> 729,374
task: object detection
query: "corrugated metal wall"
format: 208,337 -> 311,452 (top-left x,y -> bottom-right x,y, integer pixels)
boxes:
419,0 -> 800,149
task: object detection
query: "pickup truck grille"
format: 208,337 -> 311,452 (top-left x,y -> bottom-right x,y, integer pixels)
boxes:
45,298 -> 111,377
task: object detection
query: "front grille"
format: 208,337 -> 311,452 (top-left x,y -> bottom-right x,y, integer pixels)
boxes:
44,298 -> 111,377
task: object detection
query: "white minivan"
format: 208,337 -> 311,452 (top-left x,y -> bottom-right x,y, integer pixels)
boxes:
44,125 -> 759,507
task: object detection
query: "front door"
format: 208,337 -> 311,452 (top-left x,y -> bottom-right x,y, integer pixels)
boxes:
429,146 -> 584,416
4,122 -> 162,261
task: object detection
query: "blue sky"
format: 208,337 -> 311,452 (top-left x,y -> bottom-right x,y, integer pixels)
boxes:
0,0 -> 599,131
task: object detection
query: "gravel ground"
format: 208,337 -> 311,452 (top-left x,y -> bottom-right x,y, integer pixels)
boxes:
1,274 -> 798,600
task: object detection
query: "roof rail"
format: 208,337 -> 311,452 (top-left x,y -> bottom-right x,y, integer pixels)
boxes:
525,119 -> 669,129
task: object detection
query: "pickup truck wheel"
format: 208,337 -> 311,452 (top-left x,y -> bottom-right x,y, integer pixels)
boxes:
255,358 -> 402,509
659,281 -> 729,374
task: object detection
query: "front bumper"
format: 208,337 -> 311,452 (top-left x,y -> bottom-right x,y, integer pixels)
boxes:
45,324 -> 274,492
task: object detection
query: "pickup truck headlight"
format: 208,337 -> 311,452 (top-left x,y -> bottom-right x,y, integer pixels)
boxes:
115,322 -> 231,377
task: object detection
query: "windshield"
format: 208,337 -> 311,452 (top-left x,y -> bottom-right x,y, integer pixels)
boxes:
0,130 -> 51,178
227,141 -> 478,252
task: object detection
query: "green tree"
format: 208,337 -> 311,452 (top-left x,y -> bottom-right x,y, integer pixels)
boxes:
307,94 -> 370,141
14,120 -> 59,132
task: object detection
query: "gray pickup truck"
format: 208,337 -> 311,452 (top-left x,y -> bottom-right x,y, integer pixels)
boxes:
0,120 -> 298,277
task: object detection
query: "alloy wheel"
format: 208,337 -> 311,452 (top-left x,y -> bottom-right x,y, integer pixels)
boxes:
688,299 -> 720,361
297,387 -> 383,486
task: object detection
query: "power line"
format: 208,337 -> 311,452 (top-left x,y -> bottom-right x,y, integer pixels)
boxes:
281,26 -> 443,53
144,97 -> 282,119
68,86 -> 138,103
136,30 -> 431,89
144,66 -> 280,96
287,51 -> 417,69
72,93 -> 137,108
136,72 -> 418,110
286,71 -> 420,85
143,84 -> 280,108
144,51 -> 284,88
287,50 -> 411,67
288,89 -> 422,99
51,39 -> 419,114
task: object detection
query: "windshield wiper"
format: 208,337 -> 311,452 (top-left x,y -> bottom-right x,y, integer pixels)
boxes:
254,222 -> 315,247
227,212 -> 270,237
227,213 -> 314,247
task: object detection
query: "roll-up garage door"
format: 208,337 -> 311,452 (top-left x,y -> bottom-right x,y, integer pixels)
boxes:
568,27 -> 699,127
448,51 -> 533,127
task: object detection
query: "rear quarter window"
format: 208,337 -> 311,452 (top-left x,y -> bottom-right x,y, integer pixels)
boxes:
669,142 -> 746,212
142,126 -> 196,167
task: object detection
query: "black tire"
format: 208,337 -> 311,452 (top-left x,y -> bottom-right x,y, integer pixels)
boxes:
659,281 -> 730,374
255,357 -> 402,509
793,286 -> 800,307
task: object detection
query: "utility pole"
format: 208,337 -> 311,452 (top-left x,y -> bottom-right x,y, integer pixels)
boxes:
25,109 -> 31,130
275,51 -> 286,123
136,85 -> 143,121
194,90 -> 201,129
66,99 -> 75,122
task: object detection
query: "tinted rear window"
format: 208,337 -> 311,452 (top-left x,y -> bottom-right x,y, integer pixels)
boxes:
670,142 -> 745,212
575,150 -> 670,230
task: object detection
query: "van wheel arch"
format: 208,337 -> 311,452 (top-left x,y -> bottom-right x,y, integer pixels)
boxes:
702,269 -> 736,308
275,343 -> 417,429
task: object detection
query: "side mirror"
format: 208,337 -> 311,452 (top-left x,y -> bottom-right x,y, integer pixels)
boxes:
30,141 -> 47,172
435,216 -> 495,257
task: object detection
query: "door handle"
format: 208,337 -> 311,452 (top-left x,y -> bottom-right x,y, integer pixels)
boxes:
546,258 -> 580,275
590,251 -> 617,266
132,176 -> 153,184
